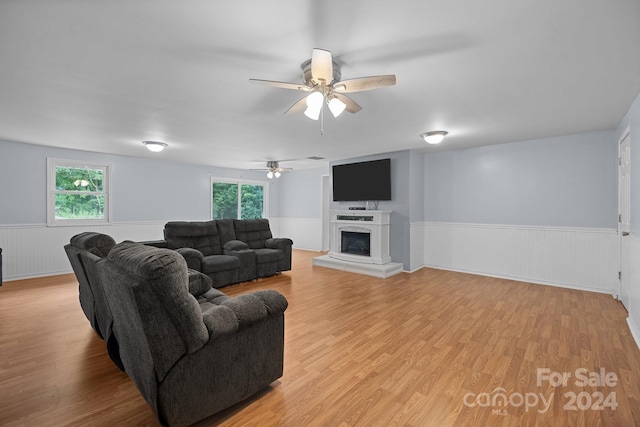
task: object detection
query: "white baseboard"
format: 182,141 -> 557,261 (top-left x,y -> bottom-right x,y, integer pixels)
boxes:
628,316 -> 640,351
627,234 -> 640,350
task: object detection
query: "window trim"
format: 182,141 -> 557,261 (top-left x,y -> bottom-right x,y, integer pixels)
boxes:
210,176 -> 269,220
47,158 -> 112,226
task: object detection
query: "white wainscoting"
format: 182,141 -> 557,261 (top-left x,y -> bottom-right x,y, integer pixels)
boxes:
270,217 -> 323,252
0,218 -> 322,282
0,222 -> 165,281
628,234 -> 640,350
418,222 -> 619,294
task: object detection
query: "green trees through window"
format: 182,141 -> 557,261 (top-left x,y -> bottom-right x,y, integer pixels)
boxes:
54,166 -> 105,219
48,159 -> 110,224
212,181 -> 265,220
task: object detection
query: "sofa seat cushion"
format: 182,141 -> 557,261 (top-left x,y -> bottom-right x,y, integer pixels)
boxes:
201,255 -> 240,274
254,248 -> 284,264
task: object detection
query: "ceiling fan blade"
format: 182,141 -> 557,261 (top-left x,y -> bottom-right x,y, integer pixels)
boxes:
311,48 -> 333,84
333,93 -> 362,113
249,79 -> 310,91
284,97 -> 308,115
332,75 -> 396,93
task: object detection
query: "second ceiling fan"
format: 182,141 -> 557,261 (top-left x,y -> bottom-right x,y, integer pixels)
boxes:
250,48 -> 396,120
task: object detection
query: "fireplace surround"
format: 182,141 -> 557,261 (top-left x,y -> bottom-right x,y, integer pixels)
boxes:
328,210 -> 392,265
312,210 -> 402,278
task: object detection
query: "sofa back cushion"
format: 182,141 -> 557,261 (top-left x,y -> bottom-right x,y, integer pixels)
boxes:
216,219 -> 237,246
164,221 -> 222,256
100,241 -> 209,383
233,219 -> 273,249
70,231 -> 116,257
64,232 -> 117,332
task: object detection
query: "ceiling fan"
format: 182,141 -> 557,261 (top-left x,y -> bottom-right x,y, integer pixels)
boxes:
250,161 -> 293,179
250,48 -> 396,120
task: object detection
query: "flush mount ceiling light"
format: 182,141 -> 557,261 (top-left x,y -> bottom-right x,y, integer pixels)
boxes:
420,131 -> 448,145
142,141 -> 168,152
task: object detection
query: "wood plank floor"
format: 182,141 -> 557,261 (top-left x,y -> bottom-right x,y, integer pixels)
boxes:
1,249 -> 639,426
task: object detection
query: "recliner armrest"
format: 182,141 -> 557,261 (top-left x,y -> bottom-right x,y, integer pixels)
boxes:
175,247 -> 204,271
265,237 -> 293,250
200,305 -> 239,338
200,290 -> 288,339
223,239 -> 250,251
251,289 -> 289,315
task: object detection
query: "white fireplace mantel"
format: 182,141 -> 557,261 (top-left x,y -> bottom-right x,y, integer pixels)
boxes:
328,210 -> 391,264
312,210 -> 403,278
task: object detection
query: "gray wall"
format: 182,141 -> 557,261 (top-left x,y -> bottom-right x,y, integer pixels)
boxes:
409,150 -> 425,222
424,130 -> 618,228
0,140 -> 276,224
273,166 -> 329,218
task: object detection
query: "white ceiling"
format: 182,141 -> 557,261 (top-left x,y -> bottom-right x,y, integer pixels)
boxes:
1,1 -> 639,172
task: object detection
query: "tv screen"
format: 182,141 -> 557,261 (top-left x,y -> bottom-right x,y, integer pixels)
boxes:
332,158 -> 391,201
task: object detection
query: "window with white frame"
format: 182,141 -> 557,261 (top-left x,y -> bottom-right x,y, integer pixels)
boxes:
47,158 -> 111,225
211,177 -> 267,220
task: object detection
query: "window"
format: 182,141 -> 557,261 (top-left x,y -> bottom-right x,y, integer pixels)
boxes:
211,178 -> 266,220
47,158 -> 111,225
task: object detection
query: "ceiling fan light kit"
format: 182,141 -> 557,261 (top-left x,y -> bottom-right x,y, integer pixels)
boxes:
252,160 -> 292,179
420,131 -> 448,144
304,91 -> 324,120
250,48 -> 396,123
328,96 -> 347,117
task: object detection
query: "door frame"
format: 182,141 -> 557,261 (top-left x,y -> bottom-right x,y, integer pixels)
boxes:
618,126 -> 631,309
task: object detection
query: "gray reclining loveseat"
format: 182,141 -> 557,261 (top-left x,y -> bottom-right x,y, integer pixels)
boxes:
152,219 -> 293,288
97,241 -> 288,426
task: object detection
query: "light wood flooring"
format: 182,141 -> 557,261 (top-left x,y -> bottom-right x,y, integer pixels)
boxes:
1,249 -> 640,426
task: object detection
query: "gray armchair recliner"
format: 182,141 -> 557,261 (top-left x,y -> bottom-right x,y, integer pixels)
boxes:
65,232 -> 216,373
64,231 -> 124,370
96,241 -> 288,427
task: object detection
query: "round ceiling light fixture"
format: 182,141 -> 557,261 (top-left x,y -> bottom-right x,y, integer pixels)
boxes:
420,131 -> 448,145
142,141 -> 168,152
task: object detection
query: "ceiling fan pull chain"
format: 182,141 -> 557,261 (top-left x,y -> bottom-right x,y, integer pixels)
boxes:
320,102 -> 324,135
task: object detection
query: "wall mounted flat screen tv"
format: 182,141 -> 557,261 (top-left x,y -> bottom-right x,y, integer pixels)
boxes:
332,158 -> 392,201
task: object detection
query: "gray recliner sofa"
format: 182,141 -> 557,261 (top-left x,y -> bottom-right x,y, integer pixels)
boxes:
65,232 -> 214,373
158,219 -> 293,288
64,231 -> 124,370
97,241 -> 288,426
